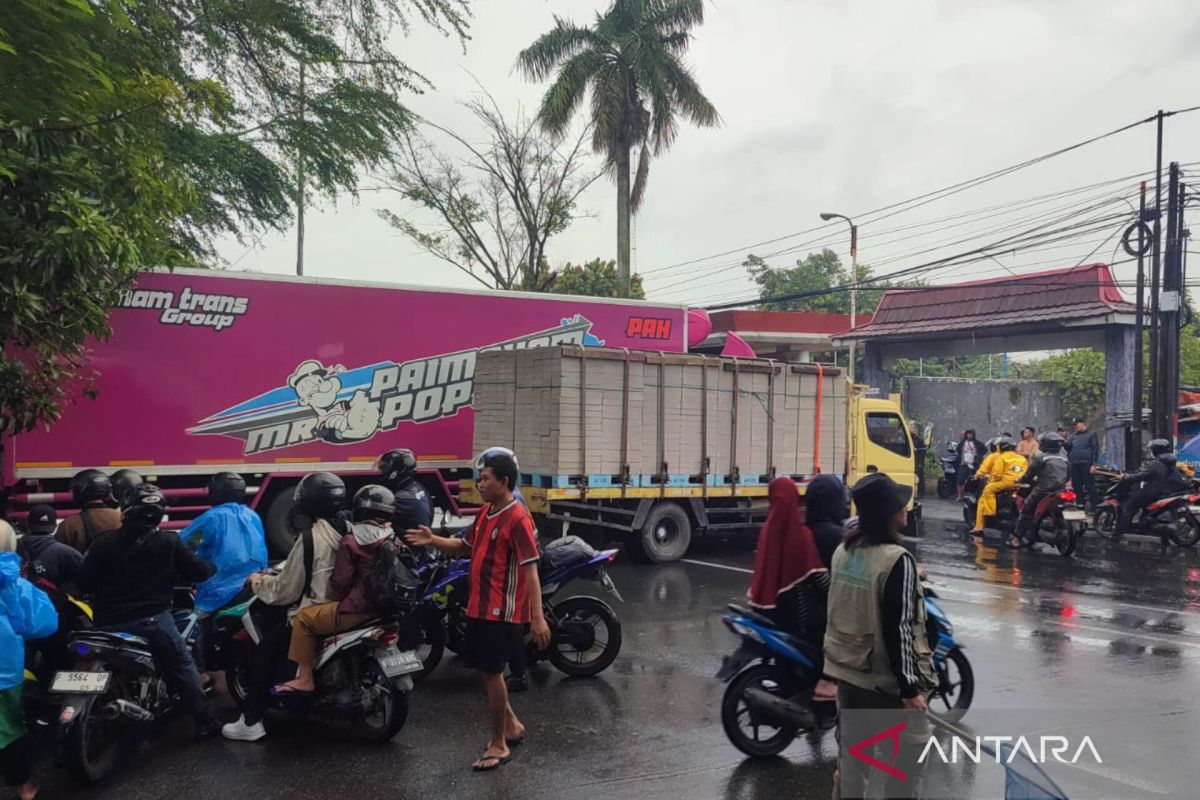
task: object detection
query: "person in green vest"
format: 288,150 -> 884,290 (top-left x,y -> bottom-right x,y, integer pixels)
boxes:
825,473 -> 937,800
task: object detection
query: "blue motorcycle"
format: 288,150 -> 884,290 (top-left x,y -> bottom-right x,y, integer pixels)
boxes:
717,583 -> 973,757
410,537 -> 625,680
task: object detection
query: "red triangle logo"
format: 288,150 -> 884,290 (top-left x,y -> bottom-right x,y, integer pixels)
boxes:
848,721 -> 908,780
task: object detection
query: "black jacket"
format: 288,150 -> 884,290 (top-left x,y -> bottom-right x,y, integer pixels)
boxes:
78,526 -> 215,626
391,478 -> 433,531
1125,455 -> 1188,494
1067,429 -> 1100,465
18,533 -> 84,590
1021,451 -> 1070,493
805,475 -> 848,568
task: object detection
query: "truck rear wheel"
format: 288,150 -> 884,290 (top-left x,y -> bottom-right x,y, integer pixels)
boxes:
265,487 -> 302,557
633,503 -> 692,563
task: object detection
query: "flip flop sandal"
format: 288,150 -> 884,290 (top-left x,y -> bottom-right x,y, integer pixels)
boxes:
270,684 -> 315,697
506,734 -> 526,746
473,753 -> 513,772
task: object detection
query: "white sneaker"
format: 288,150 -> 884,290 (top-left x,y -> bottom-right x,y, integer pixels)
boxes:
221,715 -> 266,742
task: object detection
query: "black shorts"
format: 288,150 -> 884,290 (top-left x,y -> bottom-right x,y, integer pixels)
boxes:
464,618 -> 526,675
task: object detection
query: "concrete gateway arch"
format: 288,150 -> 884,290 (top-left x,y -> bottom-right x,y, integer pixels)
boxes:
833,264 -> 1137,466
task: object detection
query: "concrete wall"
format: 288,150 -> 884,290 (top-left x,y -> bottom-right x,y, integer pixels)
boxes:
902,377 -> 1062,448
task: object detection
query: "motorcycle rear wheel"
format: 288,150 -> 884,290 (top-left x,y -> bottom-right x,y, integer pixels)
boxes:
354,660 -> 408,743
1051,514 -> 1079,557
547,596 -> 622,677
65,696 -> 123,784
937,477 -> 954,500
720,664 -> 799,758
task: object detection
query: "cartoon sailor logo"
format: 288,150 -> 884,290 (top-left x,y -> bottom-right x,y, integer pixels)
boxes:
287,359 -> 381,443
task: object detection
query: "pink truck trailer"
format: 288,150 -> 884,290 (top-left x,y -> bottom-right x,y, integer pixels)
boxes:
2,268 -> 688,553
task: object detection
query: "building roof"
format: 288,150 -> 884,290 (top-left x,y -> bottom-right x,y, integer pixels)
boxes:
834,263 -> 1136,342
710,309 -> 873,334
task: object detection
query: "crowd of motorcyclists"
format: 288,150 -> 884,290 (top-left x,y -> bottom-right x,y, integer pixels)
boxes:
947,420 -> 1196,547
0,445 -> 518,792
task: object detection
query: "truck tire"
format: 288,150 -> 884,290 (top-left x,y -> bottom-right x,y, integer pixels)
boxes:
633,503 -> 692,563
265,487 -> 302,557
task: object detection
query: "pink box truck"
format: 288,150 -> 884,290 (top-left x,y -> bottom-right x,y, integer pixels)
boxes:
3,269 -> 687,553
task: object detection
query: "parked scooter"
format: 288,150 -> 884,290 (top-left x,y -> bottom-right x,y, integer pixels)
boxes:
716,583 -> 973,758
937,442 -> 959,499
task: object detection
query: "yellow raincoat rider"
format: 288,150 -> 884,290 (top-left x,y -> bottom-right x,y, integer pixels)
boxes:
972,437 -> 1027,533
974,439 -> 1000,480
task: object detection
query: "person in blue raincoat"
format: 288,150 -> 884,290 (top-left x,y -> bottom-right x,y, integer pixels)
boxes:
0,522 -> 59,800
180,473 -> 267,680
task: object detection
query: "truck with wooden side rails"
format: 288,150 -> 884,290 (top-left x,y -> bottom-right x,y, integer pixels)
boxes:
463,346 -> 919,562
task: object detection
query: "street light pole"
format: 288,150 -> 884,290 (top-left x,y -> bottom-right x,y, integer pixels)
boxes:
820,212 -> 858,383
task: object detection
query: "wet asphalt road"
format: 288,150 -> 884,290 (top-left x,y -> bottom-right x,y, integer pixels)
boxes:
32,499 -> 1200,799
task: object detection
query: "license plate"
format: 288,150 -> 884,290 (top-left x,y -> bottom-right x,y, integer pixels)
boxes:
50,671 -> 110,694
1062,510 -> 1087,521
377,647 -> 422,678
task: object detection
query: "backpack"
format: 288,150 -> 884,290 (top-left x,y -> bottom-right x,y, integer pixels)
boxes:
363,539 -> 420,616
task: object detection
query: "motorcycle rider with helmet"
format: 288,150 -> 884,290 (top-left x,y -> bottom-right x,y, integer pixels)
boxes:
1115,439 -> 1189,535
1013,432 -> 1070,548
109,468 -> 144,508
222,472 -> 347,742
179,472 -> 268,683
56,469 -> 123,553
77,484 -> 219,740
970,436 -> 1028,535
376,449 -> 433,531
272,485 -> 401,696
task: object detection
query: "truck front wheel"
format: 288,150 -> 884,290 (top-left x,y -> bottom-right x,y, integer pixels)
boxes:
633,503 -> 692,563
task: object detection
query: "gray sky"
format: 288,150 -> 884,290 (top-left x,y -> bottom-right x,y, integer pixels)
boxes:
215,0 -> 1200,309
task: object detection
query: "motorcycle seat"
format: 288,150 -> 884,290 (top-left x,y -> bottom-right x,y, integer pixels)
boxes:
71,630 -> 152,651
726,603 -> 777,630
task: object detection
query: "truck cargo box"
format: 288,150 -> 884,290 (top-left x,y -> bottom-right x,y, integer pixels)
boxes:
473,346 -> 847,486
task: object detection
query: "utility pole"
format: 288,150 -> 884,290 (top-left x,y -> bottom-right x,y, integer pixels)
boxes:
296,59 -> 306,277
1160,161 -> 1182,440
819,212 -> 858,383
1148,110 -> 1165,435
1131,181 -> 1147,469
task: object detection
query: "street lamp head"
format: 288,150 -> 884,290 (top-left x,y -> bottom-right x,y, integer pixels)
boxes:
819,212 -> 838,221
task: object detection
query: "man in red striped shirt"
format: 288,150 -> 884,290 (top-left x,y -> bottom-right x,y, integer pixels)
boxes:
405,450 -> 550,772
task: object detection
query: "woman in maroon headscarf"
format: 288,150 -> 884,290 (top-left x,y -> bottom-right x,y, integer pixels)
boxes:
748,477 -> 830,646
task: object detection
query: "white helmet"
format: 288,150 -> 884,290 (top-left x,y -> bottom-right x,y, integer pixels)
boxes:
475,446 -> 519,477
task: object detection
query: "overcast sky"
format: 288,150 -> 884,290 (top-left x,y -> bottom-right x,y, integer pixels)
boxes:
214,0 -> 1200,309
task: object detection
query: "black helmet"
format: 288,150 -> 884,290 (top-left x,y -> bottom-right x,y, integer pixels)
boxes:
293,472 -> 346,519
110,469 -> 144,506
996,436 -> 1016,452
352,485 -> 395,524
376,449 -> 418,487
1147,438 -> 1173,458
121,483 -> 166,534
1038,432 -> 1065,452
207,472 -> 246,505
70,469 -> 112,506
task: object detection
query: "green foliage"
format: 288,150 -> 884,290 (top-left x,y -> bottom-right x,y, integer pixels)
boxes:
744,249 -> 890,315
538,258 -> 645,298
1180,322 -> 1200,387
0,0 -> 470,432
1018,349 -> 1105,423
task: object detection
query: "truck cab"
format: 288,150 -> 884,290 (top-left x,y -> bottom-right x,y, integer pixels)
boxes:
849,394 -> 920,523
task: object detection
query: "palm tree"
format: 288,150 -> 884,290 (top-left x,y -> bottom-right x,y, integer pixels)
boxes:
517,0 -> 719,297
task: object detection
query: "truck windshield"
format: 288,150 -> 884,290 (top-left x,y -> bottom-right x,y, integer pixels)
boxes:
866,413 -> 912,458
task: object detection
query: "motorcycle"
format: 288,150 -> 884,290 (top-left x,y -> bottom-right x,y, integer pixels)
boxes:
961,475 -> 1020,535
411,537 -> 625,680
937,442 -> 959,499
53,629 -> 179,783
1012,488 -> 1086,557
1092,474 -> 1200,547
219,593 -> 422,742
717,584 -> 972,758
